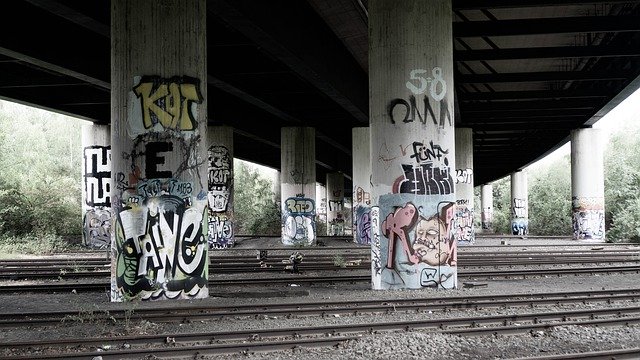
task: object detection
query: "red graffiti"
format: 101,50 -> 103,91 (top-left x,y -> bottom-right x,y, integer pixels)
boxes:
382,203 -> 420,268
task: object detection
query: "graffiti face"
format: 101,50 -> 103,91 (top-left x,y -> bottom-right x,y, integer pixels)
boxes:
412,216 -> 449,266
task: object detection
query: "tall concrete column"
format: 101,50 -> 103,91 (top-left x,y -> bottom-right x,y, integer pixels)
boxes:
352,127 -> 372,245
511,171 -> 529,236
454,127 -> 474,245
207,126 -> 234,249
315,182 -> 327,233
571,128 -> 605,241
369,0 -> 456,290
326,172 -> 345,235
82,123 -> 111,249
111,0 -> 208,302
280,127 -> 316,246
480,184 -> 494,233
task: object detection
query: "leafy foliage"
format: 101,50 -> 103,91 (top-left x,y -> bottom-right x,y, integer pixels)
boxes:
233,160 -> 280,235
0,102 -> 83,245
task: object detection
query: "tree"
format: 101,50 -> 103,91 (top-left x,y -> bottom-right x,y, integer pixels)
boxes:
233,160 -> 280,235
528,156 -> 572,236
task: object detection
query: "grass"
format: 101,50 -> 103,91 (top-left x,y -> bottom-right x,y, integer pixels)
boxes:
0,233 -> 83,256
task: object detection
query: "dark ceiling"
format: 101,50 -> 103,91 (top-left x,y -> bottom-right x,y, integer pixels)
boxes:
1,0 -> 639,192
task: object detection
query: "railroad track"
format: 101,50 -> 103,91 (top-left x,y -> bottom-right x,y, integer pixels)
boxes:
1,300 -> 640,359
0,249 -> 637,280
1,288 -> 639,327
1,264 -> 640,294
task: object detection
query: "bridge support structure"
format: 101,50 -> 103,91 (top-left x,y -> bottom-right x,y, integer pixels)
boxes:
369,0 -> 457,290
280,127 -> 316,246
480,184 -> 494,233
326,172 -> 345,236
110,0 -> 209,302
81,123 -> 111,250
207,126 -> 234,249
511,170 -> 529,236
571,128 -> 605,241
455,127 -> 474,245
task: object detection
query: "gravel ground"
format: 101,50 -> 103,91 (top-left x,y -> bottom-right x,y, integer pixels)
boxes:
1,235 -> 640,359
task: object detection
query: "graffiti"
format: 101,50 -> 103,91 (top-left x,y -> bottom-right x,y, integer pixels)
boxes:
329,213 -> 345,236
132,76 -> 203,132
387,95 -> 452,128
512,198 -> 528,219
456,199 -> 469,206
573,210 -> 604,240
328,200 -> 344,212
572,196 -> 604,240
289,169 -> 304,183
405,67 -> 447,100
354,186 -> 371,205
354,205 -> 371,245
455,168 -> 473,184
83,208 -> 111,249
410,141 -> 448,163
453,206 -> 474,245
370,206 -> 382,287
282,197 -> 315,245
393,163 -> 453,195
113,195 -> 208,301
481,207 -> 493,230
377,199 -> 457,290
512,219 -> 528,236
208,212 -> 233,248
84,146 -> 111,207
381,203 -> 420,267
208,146 -> 231,193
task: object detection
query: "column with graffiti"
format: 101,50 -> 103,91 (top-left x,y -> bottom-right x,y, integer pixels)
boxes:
110,0 -> 209,301
352,127 -> 372,245
326,172 -> 345,236
81,124 -> 111,249
281,127 -> 316,246
369,0 -> 457,290
480,184 -> 494,232
511,170 -> 529,236
454,128 -> 474,245
571,128 -> 605,241
207,126 -> 234,249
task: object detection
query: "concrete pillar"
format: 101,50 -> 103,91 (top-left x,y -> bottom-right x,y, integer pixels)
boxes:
571,128 -> 605,241
81,124 -> 111,249
454,128 -> 474,245
352,127 -> 372,245
480,184 -> 494,233
280,127 -> 316,246
110,0 -> 208,302
315,182 -> 327,234
369,0 -> 456,290
207,126 -> 234,249
326,172 -> 345,235
511,171 -> 529,236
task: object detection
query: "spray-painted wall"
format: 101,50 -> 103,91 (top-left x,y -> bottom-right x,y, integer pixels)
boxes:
352,127 -> 372,245
82,124 -> 111,249
511,171 -> 528,236
281,127 -> 316,246
571,128 -> 605,241
207,126 -> 234,248
326,173 -> 345,235
454,128 -> 474,245
480,184 -> 493,232
369,0 -> 456,290
110,0 -> 208,302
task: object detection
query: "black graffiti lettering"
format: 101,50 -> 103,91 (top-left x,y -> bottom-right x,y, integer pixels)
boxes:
388,95 -> 450,128
146,141 -> 173,178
